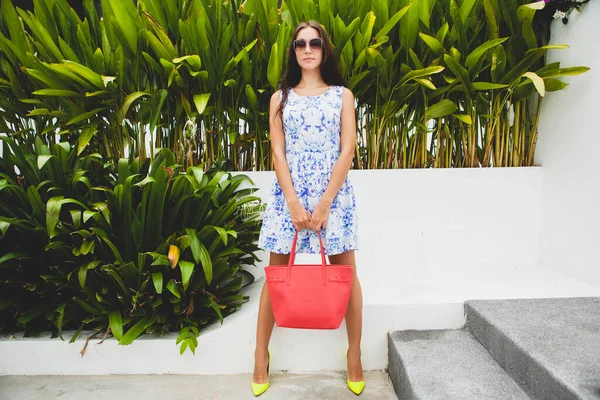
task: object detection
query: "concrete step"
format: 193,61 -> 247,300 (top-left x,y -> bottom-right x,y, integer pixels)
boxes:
388,329 -> 530,399
0,371 -> 396,400
466,297 -> 600,400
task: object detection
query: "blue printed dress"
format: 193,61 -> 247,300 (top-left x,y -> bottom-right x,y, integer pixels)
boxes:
258,85 -> 359,255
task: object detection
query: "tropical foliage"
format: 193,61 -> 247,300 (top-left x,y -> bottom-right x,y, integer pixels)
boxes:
0,138 -> 262,353
0,0 -> 589,169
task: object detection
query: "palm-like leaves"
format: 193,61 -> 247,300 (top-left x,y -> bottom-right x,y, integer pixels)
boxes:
0,139 -> 261,353
0,0 -> 589,169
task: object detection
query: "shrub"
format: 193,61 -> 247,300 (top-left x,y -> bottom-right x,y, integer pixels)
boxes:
0,138 -> 262,354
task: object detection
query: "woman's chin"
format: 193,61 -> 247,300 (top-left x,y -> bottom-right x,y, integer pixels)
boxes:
299,62 -> 321,71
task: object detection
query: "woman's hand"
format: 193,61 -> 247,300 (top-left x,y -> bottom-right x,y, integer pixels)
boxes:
309,199 -> 332,232
288,200 -> 312,231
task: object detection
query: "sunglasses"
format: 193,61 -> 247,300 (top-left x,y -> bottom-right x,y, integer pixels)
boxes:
293,38 -> 323,51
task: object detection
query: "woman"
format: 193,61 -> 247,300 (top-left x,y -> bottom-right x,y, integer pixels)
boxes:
251,20 -> 365,396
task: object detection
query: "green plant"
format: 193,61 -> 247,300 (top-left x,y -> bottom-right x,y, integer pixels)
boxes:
0,139 -> 262,354
0,0 -> 590,170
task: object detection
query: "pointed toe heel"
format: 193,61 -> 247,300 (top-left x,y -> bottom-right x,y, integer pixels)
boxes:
346,349 -> 365,395
251,350 -> 271,396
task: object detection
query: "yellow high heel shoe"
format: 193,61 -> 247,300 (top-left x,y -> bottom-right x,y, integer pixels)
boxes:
251,350 -> 271,396
346,349 -> 365,395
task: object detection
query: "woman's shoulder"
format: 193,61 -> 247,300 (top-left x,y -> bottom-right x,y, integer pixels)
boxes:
270,90 -> 283,110
332,85 -> 352,95
271,88 -> 285,100
336,86 -> 354,103
272,87 -> 292,98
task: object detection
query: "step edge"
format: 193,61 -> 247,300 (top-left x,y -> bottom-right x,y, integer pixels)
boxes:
387,331 -> 417,400
387,328 -> 531,399
465,304 -> 582,400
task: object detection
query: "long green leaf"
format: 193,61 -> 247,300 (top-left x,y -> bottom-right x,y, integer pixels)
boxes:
179,260 -> 195,291
108,0 -> 139,55
1,0 -> 27,54
92,228 -> 124,263
211,301 -> 224,324
109,311 -> 123,341
78,265 -> 88,288
537,66 -> 590,79
377,4 -> 411,40
465,38 -> 508,71
32,89 -> 82,97
149,89 -> 168,133
46,196 -> 64,238
500,45 -> 568,85
67,108 -> 106,125
55,303 -> 66,340
483,0 -> 499,39
166,280 -> 181,299
189,233 -> 212,284
267,43 -> 281,89
0,252 -> 30,266
77,123 -> 99,156
151,272 -> 163,294
419,33 -> 444,55
472,82 -> 509,90
491,45 -> 507,83
459,0 -> 478,24
62,60 -> 105,88
119,317 -> 155,345
544,78 -> 569,91
425,99 -> 458,120
118,92 -> 149,123
444,54 -> 473,96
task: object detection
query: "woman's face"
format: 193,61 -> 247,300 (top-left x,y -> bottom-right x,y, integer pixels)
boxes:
293,27 -> 323,71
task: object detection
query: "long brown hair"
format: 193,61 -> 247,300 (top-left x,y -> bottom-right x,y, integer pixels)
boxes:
275,20 -> 346,118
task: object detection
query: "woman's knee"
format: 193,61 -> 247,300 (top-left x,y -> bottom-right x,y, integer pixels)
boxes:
269,252 -> 290,265
328,250 -> 356,266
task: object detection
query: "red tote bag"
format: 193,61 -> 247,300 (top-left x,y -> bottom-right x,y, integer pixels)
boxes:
264,231 -> 354,329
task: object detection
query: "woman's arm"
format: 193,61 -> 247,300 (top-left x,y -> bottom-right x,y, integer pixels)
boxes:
269,91 -> 312,231
309,87 -> 356,231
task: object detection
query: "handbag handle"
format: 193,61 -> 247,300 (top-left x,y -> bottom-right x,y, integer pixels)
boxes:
286,230 -> 328,286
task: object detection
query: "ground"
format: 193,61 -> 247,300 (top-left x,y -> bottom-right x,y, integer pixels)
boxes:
0,370 -> 397,400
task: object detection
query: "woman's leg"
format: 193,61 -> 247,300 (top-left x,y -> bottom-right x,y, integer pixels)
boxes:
328,250 -> 364,382
252,252 -> 290,384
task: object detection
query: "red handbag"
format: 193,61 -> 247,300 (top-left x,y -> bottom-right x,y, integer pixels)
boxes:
264,231 -> 354,329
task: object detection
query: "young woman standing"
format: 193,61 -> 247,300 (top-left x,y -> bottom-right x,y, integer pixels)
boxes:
252,20 -> 365,396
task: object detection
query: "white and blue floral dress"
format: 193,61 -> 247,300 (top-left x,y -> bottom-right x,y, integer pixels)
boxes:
258,85 -> 359,255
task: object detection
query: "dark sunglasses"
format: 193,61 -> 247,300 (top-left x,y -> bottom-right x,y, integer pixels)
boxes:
293,38 -> 323,51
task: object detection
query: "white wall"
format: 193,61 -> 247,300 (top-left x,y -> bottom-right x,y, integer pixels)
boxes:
535,1 -> 600,287
13,167 -> 600,376
9,153 -> 600,376
244,167 -> 546,305
7,167 -> 600,377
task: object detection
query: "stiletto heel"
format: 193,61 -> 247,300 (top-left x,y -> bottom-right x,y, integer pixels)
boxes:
251,350 -> 271,396
346,349 -> 365,395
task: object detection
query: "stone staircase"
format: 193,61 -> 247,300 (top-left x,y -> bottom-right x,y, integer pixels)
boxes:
388,297 -> 600,400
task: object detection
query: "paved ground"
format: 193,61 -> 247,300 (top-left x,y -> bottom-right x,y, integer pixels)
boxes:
0,371 -> 397,400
